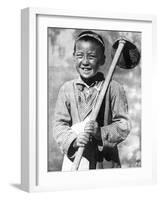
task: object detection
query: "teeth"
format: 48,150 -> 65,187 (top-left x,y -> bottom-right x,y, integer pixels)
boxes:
81,68 -> 91,71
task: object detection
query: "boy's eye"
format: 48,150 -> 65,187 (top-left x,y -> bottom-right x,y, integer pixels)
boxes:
88,55 -> 97,59
75,53 -> 97,60
75,53 -> 83,58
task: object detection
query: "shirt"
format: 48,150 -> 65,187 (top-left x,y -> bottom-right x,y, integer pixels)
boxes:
74,73 -> 104,121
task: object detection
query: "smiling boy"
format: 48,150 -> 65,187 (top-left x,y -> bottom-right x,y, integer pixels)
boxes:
53,31 -> 131,171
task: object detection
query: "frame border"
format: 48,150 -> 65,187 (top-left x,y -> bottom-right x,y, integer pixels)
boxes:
21,7 -> 157,192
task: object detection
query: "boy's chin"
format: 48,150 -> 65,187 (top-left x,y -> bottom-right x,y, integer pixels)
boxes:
80,73 -> 97,79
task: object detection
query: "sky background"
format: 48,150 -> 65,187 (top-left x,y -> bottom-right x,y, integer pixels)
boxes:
48,28 -> 141,171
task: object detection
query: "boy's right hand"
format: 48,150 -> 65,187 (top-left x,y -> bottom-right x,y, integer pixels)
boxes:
73,132 -> 90,148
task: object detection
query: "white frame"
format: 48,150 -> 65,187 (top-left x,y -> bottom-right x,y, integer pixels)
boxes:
21,7 -> 157,192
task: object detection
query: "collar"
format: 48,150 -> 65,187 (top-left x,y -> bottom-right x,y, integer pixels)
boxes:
75,72 -> 105,91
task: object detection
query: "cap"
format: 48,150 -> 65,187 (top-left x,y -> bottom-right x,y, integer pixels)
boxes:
75,31 -> 105,49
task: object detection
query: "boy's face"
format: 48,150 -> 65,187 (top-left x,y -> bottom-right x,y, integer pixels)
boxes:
74,40 -> 103,79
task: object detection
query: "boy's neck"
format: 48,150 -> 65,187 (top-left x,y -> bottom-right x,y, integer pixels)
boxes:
80,72 -> 104,86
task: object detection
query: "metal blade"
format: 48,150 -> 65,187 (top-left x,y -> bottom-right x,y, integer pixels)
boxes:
111,38 -> 141,69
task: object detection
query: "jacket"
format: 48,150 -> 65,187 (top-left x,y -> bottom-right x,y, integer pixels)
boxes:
53,75 -> 131,171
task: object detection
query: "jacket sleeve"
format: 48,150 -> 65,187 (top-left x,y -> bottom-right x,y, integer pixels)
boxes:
53,83 -> 77,157
100,81 -> 131,148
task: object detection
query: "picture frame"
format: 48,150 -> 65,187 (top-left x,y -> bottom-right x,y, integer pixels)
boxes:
21,7 -> 157,192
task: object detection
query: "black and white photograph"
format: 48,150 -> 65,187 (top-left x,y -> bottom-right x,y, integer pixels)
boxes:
48,28 -> 141,172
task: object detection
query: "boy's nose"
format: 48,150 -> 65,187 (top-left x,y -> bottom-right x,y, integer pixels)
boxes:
82,56 -> 89,65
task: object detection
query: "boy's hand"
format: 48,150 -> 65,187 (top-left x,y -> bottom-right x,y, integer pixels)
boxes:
73,120 -> 101,149
84,120 -> 101,141
74,132 -> 90,148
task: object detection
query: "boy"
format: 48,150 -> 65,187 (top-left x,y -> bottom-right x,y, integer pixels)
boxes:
53,31 -> 131,171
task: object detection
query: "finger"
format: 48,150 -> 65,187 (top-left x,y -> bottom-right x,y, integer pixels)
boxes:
89,120 -> 95,124
79,132 -> 90,138
81,135 -> 90,142
77,140 -> 88,147
91,121 -> 98,128
84,124 -> 94,130
84,127 -> 94,134
87,121 -> 99,130
89,120 -> 98,126
84,126 -> 94,131
78,135 -> 89,143
76,142 -> 85,147
86,121 -> 98,129
85,121 -> 95,127
79,137 -> 89,143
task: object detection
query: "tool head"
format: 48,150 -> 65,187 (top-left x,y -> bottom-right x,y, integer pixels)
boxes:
111,38 -> 141,69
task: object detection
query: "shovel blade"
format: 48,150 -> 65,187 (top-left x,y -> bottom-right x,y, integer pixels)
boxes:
111,38 -> 141,69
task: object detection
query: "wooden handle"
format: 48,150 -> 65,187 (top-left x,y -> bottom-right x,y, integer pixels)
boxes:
71,39 -> 126,171
71,147 -> 85,171
90,39 -> 126,120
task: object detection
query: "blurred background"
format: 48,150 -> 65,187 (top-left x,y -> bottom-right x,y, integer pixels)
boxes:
48,28 -> 141,171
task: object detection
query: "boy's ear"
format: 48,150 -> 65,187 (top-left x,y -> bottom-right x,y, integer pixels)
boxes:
99,55 -> 106,65
73,52 -> 76,59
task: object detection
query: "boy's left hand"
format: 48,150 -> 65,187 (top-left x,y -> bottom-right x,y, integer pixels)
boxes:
84,120 -> 101,141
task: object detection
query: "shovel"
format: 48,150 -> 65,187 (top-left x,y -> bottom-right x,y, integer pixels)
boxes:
71,37 -> 140,171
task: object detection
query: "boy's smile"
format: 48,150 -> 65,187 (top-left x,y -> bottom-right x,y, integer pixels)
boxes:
74,40 -> 102,79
